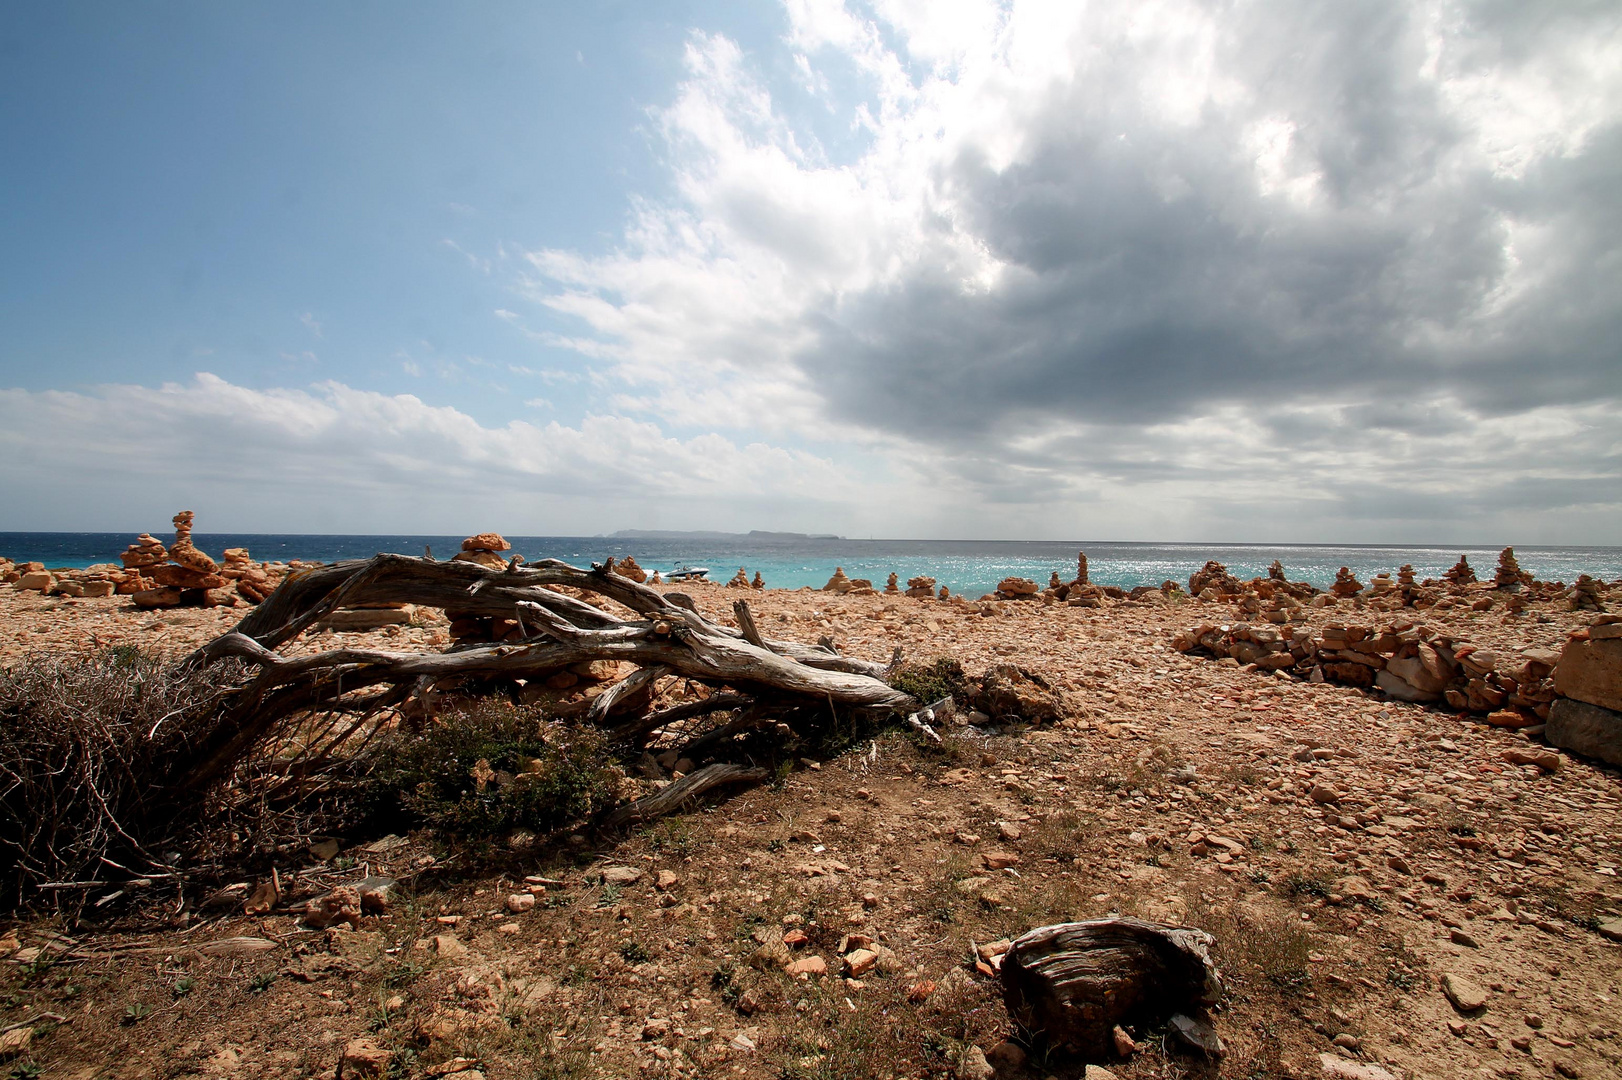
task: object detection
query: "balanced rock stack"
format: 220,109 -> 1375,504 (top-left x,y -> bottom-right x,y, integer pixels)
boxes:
823,567 -> 853,593
1443,555 -> 1477,586
121,512 -> 239,609
1569,574 -> 1606,612
726,568 -> 751,588
884,573 -> 899,594
905,575 -> 937,599
1494,547 -> 1533,591
1329,567 -> 1363,598
454,533 -> 511,570
751,571 -> 764,590
1268,560 -> 1286,582
615,555 -> 648,583
1075,551 -> 1090,586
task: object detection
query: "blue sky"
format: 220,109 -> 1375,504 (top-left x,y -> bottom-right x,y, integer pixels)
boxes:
1,2 -> 1619,541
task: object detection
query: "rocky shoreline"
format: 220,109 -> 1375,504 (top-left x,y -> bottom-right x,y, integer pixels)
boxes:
0,526 -> 1619,1079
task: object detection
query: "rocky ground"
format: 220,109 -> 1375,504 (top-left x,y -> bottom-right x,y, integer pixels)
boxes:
1,580 -> 1620,1080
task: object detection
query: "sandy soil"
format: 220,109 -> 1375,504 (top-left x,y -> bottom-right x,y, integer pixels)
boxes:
1,580 -> 1619,1080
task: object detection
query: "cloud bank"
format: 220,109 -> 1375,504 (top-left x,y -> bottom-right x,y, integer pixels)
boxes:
4,0 -> 1619,541
523,0 -> 1622,540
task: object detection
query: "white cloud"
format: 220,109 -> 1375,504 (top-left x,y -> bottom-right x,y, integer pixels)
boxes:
509,0 -> 1622,542
0,374 -> 872,533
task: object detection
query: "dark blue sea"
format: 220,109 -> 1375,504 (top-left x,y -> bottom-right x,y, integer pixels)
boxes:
2,533 -> 1618,599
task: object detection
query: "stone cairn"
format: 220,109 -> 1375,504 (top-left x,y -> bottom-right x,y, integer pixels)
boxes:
726,568 -> 751,588
1569,574 -> 1606,613
994,577 -> 1041,600
615,555 -> 648,583
1495,547 -> 1533,590
447,533 -> 522,643
1185,560 -> 1238,601
99,511 -> 283,609
1329,567 -> 1363,598
1046,551 -> 1116,608
1443,555 -> 1477,586
884,572 -> 899,595
751,571 -> 764,590
822,567 -> 875,595
905,575 -> 937,599
454,532 -> 511,570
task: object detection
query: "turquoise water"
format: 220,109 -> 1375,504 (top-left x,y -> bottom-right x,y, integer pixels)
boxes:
3,533 -> 1618,599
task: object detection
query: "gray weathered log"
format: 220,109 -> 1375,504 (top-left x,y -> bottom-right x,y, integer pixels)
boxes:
1001,918 -> 1222,1058
601,763 -> 769,828
179,555 -> 920,805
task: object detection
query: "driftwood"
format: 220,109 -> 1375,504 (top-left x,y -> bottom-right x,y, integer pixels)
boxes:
180,554 -> 933,826
1000,918 -> 1223,1058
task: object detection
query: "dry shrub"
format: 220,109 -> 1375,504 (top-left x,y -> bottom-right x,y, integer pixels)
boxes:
0,646 -> 242,906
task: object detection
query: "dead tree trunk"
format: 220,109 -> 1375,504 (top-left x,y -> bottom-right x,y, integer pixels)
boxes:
182,554 -> 933,815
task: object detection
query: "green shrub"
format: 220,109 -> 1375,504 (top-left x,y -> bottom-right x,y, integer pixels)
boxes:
365,701 -> 621,838
890,658 -> 968,706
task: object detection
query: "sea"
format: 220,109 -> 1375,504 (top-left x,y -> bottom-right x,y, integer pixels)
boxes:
2,533 -> 1619,599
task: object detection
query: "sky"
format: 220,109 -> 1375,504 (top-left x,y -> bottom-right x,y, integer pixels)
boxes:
1,0 -> 1619,543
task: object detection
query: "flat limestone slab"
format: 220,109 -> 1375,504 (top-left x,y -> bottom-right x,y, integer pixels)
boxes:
1547,696 -> 1622,767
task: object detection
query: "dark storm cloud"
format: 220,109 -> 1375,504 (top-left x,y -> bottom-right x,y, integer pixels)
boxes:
799,2 -> 1621,449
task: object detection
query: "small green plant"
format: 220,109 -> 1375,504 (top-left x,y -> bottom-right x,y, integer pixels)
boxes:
248,972 -> 277,993
9,1063 -> 44,1080
1385,967 -> 1416,992
365,700 -> 621,839
333,854 -> 357,871
173,975 -> 196,997
618,940 -> 652,965
644,817 -> 697,856
121,1001 -> 152,1024
1284,872 -> 1330,900
890,658 -> 968,706
383,958 -> 426,988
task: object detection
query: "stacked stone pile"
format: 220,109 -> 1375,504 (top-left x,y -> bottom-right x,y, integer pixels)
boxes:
903,575 -> 936,598
1050,551 -> 1120,607
1187,560 -> 1242,599
454,533 -> 511,570
1329,567 -> 1363,598
1565,574 -> 1606,612
1495,547 -> 1533,590
615,555 -> 648,583
994,577 -> 1040,600
1174,619 -> 1562,726
1443,555 -> 1476,585
819,567 -> 874,594
726,568 -> 751,588
752,571 -> 764,589
884,573 -> 899,595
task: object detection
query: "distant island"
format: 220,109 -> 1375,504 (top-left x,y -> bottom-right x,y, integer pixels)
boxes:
608,529 -> 843,540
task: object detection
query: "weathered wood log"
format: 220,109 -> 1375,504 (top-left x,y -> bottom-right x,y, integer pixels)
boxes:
601,763 -> 769,828
1000,918 -> 1222,1058
178,555 -> 923,813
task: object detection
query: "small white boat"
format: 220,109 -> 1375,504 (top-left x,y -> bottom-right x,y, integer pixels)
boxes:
667,564 -> 711,582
